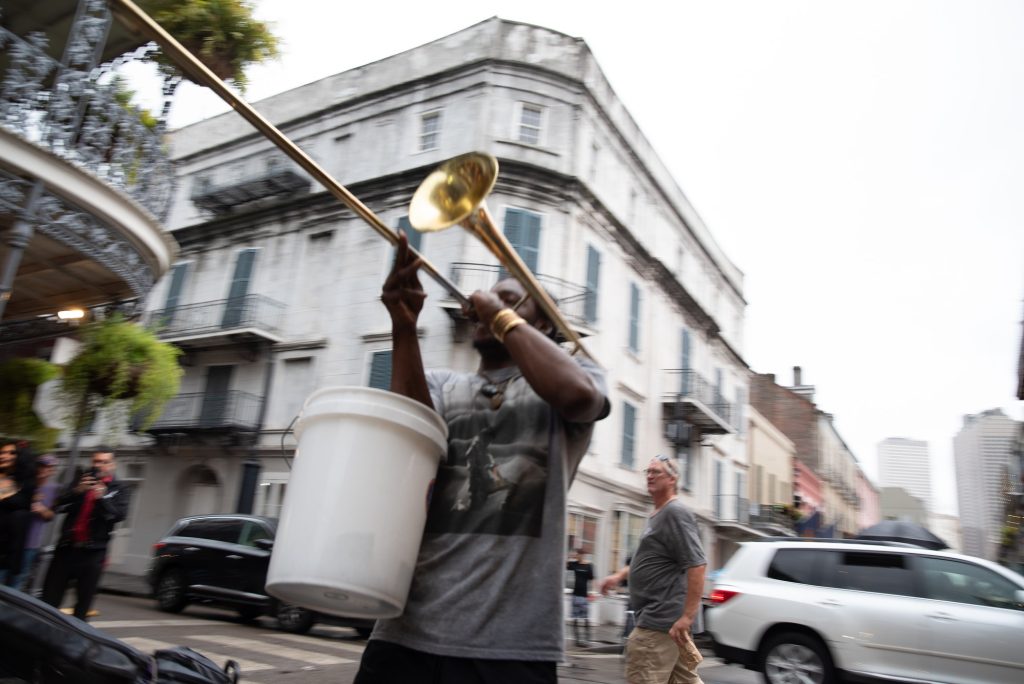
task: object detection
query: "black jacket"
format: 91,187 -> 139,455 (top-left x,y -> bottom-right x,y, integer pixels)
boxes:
54,478 -> 130,551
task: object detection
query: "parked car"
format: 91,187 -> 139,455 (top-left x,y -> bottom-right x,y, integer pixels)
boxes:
706,538 -> 1024,684
147,514 -> 374,637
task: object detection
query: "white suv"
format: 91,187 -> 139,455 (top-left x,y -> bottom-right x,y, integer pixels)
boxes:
706,538 -> 1024,684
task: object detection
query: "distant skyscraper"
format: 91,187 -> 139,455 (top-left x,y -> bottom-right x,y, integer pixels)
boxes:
953,409 -> 1020,560
877,438 -> 933,512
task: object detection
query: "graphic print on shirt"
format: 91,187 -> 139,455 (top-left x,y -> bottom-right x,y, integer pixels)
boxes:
425,375 -> 552,537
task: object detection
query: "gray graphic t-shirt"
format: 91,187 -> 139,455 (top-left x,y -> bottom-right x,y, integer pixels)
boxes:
372,358 -> 608,660
629,499 -> 706,632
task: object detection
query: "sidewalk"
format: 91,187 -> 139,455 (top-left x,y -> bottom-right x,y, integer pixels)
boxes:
99,569 -> 151,597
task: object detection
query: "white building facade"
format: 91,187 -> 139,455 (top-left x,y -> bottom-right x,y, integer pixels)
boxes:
954,409 -> 1020,560
877,437 -> 933,513
109,19 -> 752,620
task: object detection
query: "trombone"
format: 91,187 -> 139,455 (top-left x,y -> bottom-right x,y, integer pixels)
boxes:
110,0 -> 593,361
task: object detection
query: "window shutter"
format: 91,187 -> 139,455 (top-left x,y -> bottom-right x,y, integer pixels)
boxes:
397,216 -> 423,253
620,402 -> 636,468
584,246 -> 600,324
369,351 -> 393,390
628,283 -> 641,352
503,209 -> 540,274
222,249 -> 257,327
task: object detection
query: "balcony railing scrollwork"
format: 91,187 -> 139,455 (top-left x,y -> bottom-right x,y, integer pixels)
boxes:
662,369 -> 735,435
147,294 -> 285,345
144,390 -> 262,433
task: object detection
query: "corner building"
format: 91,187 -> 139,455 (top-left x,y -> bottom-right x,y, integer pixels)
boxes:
124,18 -> 753,623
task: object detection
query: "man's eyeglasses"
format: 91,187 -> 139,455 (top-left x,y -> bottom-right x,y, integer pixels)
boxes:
643,468 -> 668,478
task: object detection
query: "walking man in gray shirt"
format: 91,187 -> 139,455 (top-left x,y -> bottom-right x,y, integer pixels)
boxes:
600,454 -> 707,684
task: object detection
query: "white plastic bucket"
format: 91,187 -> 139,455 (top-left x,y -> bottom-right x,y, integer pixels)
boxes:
266,386 -> 447,619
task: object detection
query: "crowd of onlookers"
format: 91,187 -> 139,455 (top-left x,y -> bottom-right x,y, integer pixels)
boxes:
0,441 -> 59,593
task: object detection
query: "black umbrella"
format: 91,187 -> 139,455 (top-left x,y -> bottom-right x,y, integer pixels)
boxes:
856,520 -> 949,550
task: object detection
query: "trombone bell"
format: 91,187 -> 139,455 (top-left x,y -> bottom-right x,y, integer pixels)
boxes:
409,153 -> 498,232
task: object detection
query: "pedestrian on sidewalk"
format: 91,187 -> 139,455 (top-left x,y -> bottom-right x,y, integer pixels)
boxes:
600,455 -> 707,684
13,454 -> 59,592
353,232 -> 610,684
42,448 -> 130,620
567,548 -> 595,646
0,441 -> 33,587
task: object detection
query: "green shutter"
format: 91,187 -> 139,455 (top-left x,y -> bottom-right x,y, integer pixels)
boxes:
222,249 -> 257,327
628,283 -> 640,352
503,209 -> 540,274
397,216 -> 423,253
621,402 -> 636,467
369,351 -> 393,390
584,246 -> 600,324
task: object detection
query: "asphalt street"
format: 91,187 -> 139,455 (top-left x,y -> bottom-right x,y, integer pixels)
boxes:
53,593 -> 761,684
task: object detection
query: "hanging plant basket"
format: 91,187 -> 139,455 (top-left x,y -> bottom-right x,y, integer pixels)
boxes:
60,315 -> 183,430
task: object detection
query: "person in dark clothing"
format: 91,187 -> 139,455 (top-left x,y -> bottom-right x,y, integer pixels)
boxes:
0,441 -> 33,586
42,448 -> 129,619
567,548 -> 594,646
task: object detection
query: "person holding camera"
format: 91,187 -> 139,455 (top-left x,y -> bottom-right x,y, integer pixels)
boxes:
41,448 -> 129,620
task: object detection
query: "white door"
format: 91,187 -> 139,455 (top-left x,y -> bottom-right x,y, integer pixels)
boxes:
915,556 -> 1024,684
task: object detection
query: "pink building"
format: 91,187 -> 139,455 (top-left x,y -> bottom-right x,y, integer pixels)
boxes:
855,467 -> 881,532
793,459 -> 823,514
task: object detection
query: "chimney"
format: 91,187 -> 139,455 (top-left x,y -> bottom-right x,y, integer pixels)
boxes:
793,366 -> 802,386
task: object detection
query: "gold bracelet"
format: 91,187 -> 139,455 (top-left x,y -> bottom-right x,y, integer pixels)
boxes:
490,308 -> 526,343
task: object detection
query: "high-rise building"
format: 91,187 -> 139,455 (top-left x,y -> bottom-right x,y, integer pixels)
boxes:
954,409 -> 1020,560
877,438 -> 932,513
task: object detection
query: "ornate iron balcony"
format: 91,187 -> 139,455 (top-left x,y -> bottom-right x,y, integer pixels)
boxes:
191,158 -> 309,213
145,390 -> 262,433
147,294 -> 285,345
0,0 -> 175,221
662,369 -> 735,435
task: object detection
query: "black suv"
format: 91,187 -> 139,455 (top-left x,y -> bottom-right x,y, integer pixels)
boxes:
147,514 -> 374,637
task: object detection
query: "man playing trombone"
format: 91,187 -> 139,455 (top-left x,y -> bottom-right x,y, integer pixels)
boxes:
354,231 -> 610,683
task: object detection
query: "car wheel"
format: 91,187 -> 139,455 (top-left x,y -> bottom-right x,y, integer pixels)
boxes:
760,631 -> 835,684
275,603 -> 315,634
155,570 -> 187,613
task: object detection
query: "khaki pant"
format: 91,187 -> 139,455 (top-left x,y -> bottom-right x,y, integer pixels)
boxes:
624,626 -> 704,684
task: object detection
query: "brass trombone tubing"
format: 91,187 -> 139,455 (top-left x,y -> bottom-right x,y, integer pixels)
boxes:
108,0 -> 469,308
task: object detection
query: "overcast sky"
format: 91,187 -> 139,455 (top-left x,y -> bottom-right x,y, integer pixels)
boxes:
130,0 -> 1024,516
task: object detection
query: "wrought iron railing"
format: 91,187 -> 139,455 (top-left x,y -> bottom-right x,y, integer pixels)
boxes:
713,494 -> 750,524
191,156 -> 309,212
447,262 -> 592,329
662,369 -> 734,426
749,504 -> 798,532
145,390 -> 262,431
0,0 -> 175,220
148,295 -> 285,337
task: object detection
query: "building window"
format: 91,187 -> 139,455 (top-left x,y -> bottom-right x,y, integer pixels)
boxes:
161,262 -> 190,327
620,401 -> 637,468
611,511 -> 645,574
566,511 -> 598,575
255,473 -> 289,519
419,110 -> 441,152
368,350 -> 393,390
628,282 -> 641,353
223,248 -> 258,328
678,444 -> 695,492
518,103 -> 543,145
714,459 -> 724,518
396,216 -> 423,253
503,208 -> 541,274
584,245 -> 601,324
735,387 -> 746,435
279,357 -> 314,425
